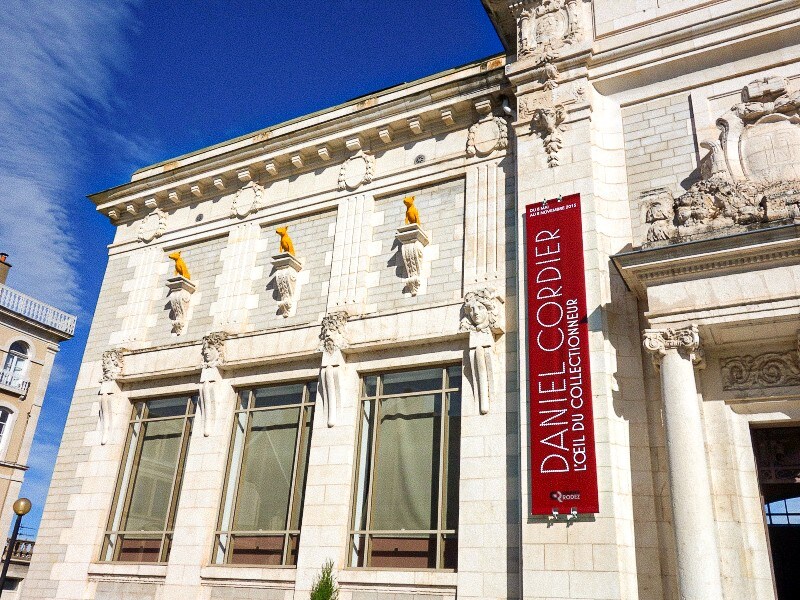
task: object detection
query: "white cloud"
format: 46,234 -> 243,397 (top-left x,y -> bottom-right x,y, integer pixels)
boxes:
0,0 -> 142,314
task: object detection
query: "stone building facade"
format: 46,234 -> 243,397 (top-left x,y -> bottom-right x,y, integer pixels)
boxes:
22,1 -> 800,599
0,254 -> 76,596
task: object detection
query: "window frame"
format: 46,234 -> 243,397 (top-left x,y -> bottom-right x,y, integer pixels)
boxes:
0,406 -> 15,459
213,381 -> 316,567
100,395 -> 196,564
2,341 -> 31,386
348,365 -> 461,571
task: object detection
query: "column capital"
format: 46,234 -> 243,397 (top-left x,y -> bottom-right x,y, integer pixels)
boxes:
643,325 -> 703,365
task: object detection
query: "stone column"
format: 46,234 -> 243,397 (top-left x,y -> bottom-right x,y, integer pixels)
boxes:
643,325 -> 723,600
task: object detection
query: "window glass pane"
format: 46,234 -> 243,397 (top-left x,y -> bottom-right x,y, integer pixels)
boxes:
123,418 -> 184,532
9,342 -> 29,357
446,366 -> 462,390
785,496 -> 800,512
145,397 -> 188,419
233,407 -> 300,531
253,384 -> 305,409
371,394 -> 440,531
352,399 -> 374,534
364,376 -> 378,397
382,369 -> 442,396
444,391 -> 461,531
289,406 -> 314,530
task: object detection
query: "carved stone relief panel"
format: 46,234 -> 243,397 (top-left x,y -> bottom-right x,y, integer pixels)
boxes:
642,76 -> 800,246
721,350 -> 800,391
510,0 -> 586,62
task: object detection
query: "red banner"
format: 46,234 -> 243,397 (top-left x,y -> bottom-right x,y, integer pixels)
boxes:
525,194 -> 599,515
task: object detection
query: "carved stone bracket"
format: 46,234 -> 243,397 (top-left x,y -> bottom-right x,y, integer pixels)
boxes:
460,289 -> 505,414
99,349 -> 125,445
318,312 -> 349,427
166,276 -> 197,335
643,325 -> 703,366
231,181 -> 266,219
271,253 -> 304,318
395,224 -> 430,296
199,332 -> 227,437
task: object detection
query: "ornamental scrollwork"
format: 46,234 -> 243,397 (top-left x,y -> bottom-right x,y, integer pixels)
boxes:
642,325 -> 701,365
721,351 -> 800,391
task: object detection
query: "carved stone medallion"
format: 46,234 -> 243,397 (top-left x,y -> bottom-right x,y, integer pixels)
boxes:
467,117 -> 509,157
137,208 -> 168,243
231,181 -> 266,219
338,151 -> 375,191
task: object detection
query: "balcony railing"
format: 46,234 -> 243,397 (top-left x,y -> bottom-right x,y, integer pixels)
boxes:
3,538 -> 34,563
0,284 -> 76,336
0,370 -> 29,395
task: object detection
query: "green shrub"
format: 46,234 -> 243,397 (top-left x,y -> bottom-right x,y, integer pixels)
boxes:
310,559 -> 339,600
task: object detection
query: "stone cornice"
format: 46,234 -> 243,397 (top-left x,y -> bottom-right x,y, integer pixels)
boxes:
613,223 -> 800,300
90,56 -> 509,220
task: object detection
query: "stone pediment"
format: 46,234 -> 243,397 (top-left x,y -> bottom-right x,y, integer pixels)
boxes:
644,76 -> 800,247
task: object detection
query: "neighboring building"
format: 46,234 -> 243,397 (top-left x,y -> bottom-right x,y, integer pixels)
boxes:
0,254 -> 76,596
21,1 -> 800,599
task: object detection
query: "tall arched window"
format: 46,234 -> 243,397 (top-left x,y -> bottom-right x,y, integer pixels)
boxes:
2,341 -> 30,387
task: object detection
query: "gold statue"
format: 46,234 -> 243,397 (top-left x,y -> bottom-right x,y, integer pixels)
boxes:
168,251 -> 191,279
276,226 -> 295,256
404,196 -> 420,225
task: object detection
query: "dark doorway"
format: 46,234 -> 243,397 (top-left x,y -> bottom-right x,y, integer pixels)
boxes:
752,426 -> 800,600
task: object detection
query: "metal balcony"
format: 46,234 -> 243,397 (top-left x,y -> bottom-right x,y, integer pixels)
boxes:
0,370 -> 29,395
0,284 -> 76,337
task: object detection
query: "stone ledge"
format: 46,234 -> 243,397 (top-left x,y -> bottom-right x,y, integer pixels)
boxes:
86,562 -> 167,581
199,564 -> 296,586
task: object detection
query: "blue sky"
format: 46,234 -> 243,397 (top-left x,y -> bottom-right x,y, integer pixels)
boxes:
1,0 -> 502,534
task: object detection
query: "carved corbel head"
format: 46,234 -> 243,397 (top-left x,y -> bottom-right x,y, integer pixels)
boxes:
319,312 -> 349,355
101,349 -> 125,384
202,332 -> 228,369
460,289 -> 505,335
